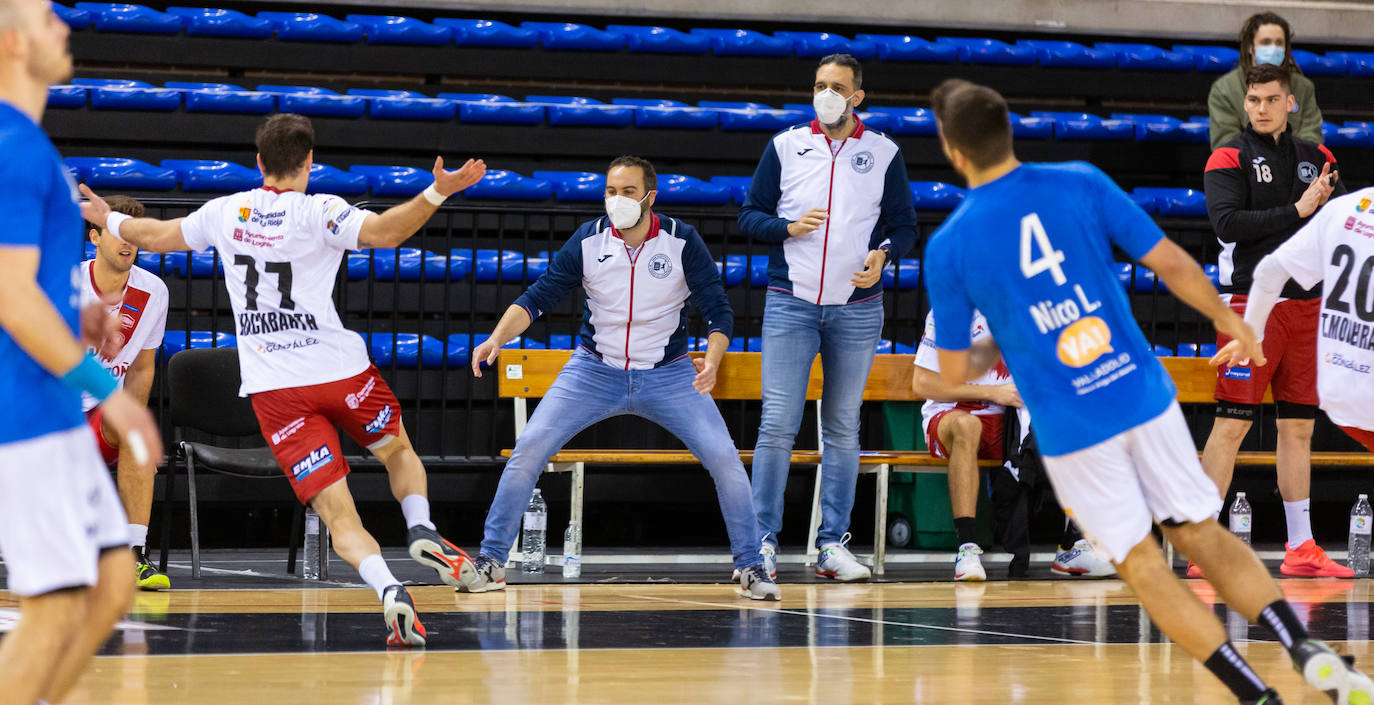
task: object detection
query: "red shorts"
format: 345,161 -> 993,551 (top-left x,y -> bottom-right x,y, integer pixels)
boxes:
250,366 -> 402,504
926,406 -> 1003,460
85,407 -> 119,465
1341,426 -> 1374,453
1215,296 -> 1319,407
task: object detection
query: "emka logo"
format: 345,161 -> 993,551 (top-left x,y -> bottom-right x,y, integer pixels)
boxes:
365,405 -> 392,435
290,444 -> 333,480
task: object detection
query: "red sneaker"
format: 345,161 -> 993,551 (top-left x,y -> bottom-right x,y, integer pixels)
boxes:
1280,540 -> 1355,578
1186,561 -> 1205,579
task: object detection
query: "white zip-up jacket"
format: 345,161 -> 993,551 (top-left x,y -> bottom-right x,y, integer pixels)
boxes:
513,213 -> 732,370
739,118 -> 917,305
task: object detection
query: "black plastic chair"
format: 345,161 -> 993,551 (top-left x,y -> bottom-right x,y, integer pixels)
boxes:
163,347 -> 304,578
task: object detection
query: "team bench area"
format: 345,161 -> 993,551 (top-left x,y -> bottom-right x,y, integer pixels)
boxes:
497,349 -> 1373,574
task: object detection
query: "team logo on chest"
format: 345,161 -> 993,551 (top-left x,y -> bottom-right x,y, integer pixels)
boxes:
1297,161 -> 1318,184
851,151 -> 875,174
648,253 -> 673,279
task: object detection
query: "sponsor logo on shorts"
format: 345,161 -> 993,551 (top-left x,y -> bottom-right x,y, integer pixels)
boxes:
271,417 -> 306,445
364,405 -> 392,435
345,376 -> 377,410
290,444 -> 334,481
1224,366 -> 1251,380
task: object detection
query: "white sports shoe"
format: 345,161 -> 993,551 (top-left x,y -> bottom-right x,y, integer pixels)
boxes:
1051,539 -> 1117,578
732,541 -> 779,583
954,543 -> 987,582
816,533 -> 871,582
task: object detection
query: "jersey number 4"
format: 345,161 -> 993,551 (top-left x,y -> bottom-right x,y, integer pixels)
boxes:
234,255 -> 295,311
1020,213 -> 1067,285
1327,245 -> 1374,322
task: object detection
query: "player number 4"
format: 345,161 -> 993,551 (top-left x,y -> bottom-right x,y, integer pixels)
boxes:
1020,213 -> 1067,286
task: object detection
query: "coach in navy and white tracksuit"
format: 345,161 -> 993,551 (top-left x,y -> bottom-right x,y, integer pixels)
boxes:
467,156 -> 778,599
739,54 -> 916,581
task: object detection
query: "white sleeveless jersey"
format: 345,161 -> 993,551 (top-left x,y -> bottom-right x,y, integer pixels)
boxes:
1268,188 -> 1374,431
76,260 -> 168,412
914,309 -> 1012,432
180,186 -> 376,395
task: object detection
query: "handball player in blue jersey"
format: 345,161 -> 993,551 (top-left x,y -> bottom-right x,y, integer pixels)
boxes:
0,0 -> 163,703
923,78 -> 1370,705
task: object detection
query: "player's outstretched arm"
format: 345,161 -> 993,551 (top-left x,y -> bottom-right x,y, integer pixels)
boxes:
80,184 -> 189,253
1211,255 -> 1288,368
1140,237 -> 1266,367
911,364 -> 1020,407
471,304 -> 533,378
358,157 -> 486,249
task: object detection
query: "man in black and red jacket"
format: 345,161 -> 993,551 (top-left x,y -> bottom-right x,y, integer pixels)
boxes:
1200,63 -> 1348,578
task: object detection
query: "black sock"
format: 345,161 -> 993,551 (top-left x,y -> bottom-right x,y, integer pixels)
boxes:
1204,641 -> 1269,701
954,517 -> 977,547
1258,600 -> 1310,651
1060,518 -> 1083,551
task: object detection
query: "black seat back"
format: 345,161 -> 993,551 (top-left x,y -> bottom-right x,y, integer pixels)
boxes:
168,348 -> 262,437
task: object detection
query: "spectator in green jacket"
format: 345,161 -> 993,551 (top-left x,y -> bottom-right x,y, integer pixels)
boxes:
1208,12 -> 1323,150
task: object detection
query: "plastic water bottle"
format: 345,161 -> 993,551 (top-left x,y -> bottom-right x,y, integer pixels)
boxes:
522,489 -> 547,574
1348,494 -> 1371,577
1230,492 -> 1252,545
563,520 -> 582,579
303,507 -> 324,580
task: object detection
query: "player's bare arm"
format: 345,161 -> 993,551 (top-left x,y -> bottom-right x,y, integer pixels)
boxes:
79,184 -> 189,253
911,364 -> 1021,407
1139,236 -> 1266,367
1211,254 -> 1290,368
357,157 -> 486,248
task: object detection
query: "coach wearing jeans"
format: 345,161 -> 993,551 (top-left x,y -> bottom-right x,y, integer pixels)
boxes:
739,54 -> 916,581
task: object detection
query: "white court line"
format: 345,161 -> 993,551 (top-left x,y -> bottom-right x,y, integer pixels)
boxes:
162,562 -> 362,588
623,593 -> 1099,645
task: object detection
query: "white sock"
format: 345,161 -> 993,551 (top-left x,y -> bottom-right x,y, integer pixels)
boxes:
1284,498 -> 1313,548
358,554 -> 400,600
127,523 -> 148,549
401,494 -> 436,531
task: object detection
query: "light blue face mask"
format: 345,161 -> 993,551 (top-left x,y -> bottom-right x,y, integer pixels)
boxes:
1255,45 -> 1285,66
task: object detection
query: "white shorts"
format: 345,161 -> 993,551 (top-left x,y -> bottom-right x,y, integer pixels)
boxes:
0,425 -> 128,597
1042,402 -> 1222,563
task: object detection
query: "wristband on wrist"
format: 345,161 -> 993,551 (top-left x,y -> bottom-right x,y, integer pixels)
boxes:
61,353 -> 118,404
421,183 -> 447,206
106,212 -> 132,242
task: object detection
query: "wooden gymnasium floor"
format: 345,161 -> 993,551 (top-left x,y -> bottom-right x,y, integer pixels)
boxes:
2,550 -> 1371,704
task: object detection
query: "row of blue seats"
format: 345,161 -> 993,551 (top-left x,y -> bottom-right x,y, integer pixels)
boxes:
66,157 -> 1212,213
52,5 -> 1374,78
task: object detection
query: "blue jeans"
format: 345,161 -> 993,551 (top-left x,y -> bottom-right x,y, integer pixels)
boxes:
480,349 -> 764,570
752,290 -> 885,548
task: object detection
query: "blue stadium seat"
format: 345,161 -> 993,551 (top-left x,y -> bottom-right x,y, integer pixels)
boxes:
138,251 -> 223,278
347,89 -> 456,120
346,14 -> 451,45
1323,121 -> 1372,148
709,176 -> 752,204
1008,113 -> 1055,139
474,249 -> 532,282
368,333 -> 445,368
47,84 -> 87,108
349,165 -> 428,196
257,11 -> 363,42
1152,345 -> 1174,357
435,19 -> 539,48
882,259 -> 921,289
773,31 -> 875,59
53,4 -> 92,29
857,34 -> 959,62
1172,45 -> 1239,72
72,78 -> 180,110
446,249 -> 472,280
307,163 -> 368,195
608,25 -> 710,54
727,337 -> 764,352
1129,191 -> 1158,214
688,28 -> 792,57
65,157 -> 177,189
75,3 -> 181,33
347,249 -> 449,281
445,334 -> 471,366
1327,52 -> 1374,77
166,7 -> 274,37
1200,343 -> 1218,358
533,171 -> 605,201
464,170 -> 553,200
863,106 -> 937,136
520,22 -> 625,51
548,334 -> 575,350
439,93 -> 544,124
1204,264 -> 1220,287
749,255 -> 769,286
700,101 -> 807,131
527,95 -> 634,127
612,98 -> 718,129
1015,39 -> 1115,68
168,81 -> 275,113
777,103 -> 889,132
1094,43 -> 1193,71
894,341 -> 917,355
655,174 -> 732,205
1176,343 -> 1199,358
1293,49 -> 1347,76
1032,111 -> 1133,140
162,159 -> 260,191
257,85 -> 366,117
875,339 -> 893,355
1135,187 -> 1207,216
910,182 -> 966,210
935,37 -> 1036,65
1110,113 -> 1206,143
162,330 -> 236,358
1125,264 -> 1163,293
717,255 -> 746,287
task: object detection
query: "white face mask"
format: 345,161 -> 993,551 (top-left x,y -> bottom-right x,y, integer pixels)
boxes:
813,88 -> 851,126
605,192 -> 650,230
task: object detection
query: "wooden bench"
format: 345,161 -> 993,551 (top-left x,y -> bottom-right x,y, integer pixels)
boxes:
498,351 -> 1373,574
